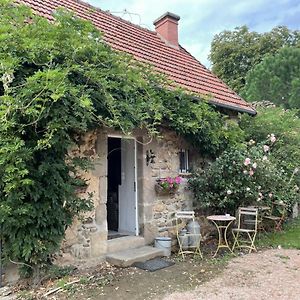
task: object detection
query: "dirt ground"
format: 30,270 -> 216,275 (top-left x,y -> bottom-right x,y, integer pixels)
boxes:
164,249 -> 300,300
57,256 -> 223,300
10,248 -> 300,300
49,248 -> 300,300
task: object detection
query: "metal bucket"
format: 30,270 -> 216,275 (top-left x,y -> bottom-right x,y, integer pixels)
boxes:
155,237 -> 172,257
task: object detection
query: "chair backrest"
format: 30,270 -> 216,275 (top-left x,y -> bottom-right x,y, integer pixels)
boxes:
271,202 -> 287,219
175,211 -> 195,220
175,211 -> 195,234
237,207 -> 258,231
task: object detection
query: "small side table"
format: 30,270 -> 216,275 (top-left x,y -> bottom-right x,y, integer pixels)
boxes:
207,215 -> 236,257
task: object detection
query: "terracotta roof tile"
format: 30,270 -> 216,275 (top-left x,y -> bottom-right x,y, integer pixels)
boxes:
15,0 -> 256,114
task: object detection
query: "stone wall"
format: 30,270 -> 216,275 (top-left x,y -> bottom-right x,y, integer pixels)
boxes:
141,129 -> 205,243
60,127 -> 206,260
62,129 -> 108,260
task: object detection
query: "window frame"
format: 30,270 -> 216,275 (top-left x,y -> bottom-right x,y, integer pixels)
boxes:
179,149 -> 190,174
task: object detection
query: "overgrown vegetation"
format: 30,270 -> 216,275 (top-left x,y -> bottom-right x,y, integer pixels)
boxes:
189,135 -> 299,214
240,107 -> 300,186
0,0 -> 241,274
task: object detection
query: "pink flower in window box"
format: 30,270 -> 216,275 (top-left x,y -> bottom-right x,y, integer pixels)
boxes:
155,176 -> 183,195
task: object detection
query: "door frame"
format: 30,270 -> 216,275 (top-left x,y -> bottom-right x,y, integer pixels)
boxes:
107,134 -> 139,236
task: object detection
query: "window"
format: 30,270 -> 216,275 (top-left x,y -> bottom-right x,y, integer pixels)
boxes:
179,149 -> 189,173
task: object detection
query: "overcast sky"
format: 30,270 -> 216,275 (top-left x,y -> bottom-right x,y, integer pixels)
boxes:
87,0 -> 300,67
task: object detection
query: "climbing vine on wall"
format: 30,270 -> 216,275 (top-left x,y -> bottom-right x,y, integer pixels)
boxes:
0,0 -> 243,270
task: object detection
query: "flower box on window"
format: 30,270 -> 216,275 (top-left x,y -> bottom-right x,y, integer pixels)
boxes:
155,176 -> 182,195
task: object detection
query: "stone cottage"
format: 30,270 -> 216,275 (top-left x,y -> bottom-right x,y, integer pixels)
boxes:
17,0 -> 256,262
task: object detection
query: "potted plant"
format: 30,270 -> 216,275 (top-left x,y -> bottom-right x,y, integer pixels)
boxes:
155,176 -> 182,195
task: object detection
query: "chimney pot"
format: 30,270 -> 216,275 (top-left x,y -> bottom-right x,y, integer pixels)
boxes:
154,12 -> 180,48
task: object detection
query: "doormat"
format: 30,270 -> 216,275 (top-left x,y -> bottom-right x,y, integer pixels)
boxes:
133,258 -> 175,272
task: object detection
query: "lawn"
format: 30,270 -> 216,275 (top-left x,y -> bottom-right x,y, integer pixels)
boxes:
258,217 -> 300,249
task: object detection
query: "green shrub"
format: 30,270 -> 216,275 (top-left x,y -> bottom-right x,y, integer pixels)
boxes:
189,136 -> 299,214
240,107 -> 300,185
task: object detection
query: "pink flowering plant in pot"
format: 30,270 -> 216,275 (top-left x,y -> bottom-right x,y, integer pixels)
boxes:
156,176 -> 182,195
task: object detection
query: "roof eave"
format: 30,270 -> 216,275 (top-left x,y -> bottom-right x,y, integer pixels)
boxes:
209,99 -> 257,115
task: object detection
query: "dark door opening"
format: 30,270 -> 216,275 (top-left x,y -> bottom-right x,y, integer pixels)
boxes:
107,137 -> 121,232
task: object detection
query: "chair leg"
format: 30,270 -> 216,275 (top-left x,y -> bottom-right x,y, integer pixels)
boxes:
233,231 -> 257,253
194,243 -> 203,259
177,236 -> 185,259
198,240 -> 203,259
247,232 -> 257,253
275,219 -> 283,231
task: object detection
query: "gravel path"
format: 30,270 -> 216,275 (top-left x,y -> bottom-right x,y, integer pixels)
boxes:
163,249 -> 300,300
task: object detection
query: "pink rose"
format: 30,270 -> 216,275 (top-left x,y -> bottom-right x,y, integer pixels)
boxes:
166,177 -> 174,184
175,176 -> 182,184
270,134 -> 276,143
244,158 -> 251,166
249,169 -> 254,176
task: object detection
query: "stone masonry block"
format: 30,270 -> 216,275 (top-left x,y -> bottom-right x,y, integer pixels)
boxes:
90,231 -> 107,257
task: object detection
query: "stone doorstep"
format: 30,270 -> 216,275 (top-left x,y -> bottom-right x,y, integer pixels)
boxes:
107,236 -> 145,253
106,246 -> 165,267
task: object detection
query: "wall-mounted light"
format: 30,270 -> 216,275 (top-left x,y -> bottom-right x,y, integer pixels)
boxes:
146,149 -> 156,166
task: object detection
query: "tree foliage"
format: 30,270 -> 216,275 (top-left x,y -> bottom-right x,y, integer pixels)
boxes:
209,26 -> 300,93
0,0 -> 241,269
242,47 -> 300,109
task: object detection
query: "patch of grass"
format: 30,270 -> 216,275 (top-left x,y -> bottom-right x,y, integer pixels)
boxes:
47,265 -> 76,280
207,253 -> 234,266
258,217 -> 300,249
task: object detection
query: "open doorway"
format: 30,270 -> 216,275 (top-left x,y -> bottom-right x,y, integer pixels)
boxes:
107,137 -> 138,239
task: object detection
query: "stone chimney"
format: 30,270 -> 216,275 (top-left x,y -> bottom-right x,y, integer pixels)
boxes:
153,12 -> 180,48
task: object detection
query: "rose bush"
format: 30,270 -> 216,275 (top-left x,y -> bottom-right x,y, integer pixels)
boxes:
240,107 -> 300,187
189,135 -> 299,214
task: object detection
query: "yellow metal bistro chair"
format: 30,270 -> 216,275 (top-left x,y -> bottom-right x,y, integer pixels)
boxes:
232,207 -> 258,253
175,211 -> 203,259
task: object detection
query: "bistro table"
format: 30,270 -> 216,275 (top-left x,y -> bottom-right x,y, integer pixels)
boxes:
207,215 -> 236,257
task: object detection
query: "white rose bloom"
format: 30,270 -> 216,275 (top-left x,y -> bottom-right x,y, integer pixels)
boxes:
263,145 -> 270,153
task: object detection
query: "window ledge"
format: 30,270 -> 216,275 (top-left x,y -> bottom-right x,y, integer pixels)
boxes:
179,172 -> 192,177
